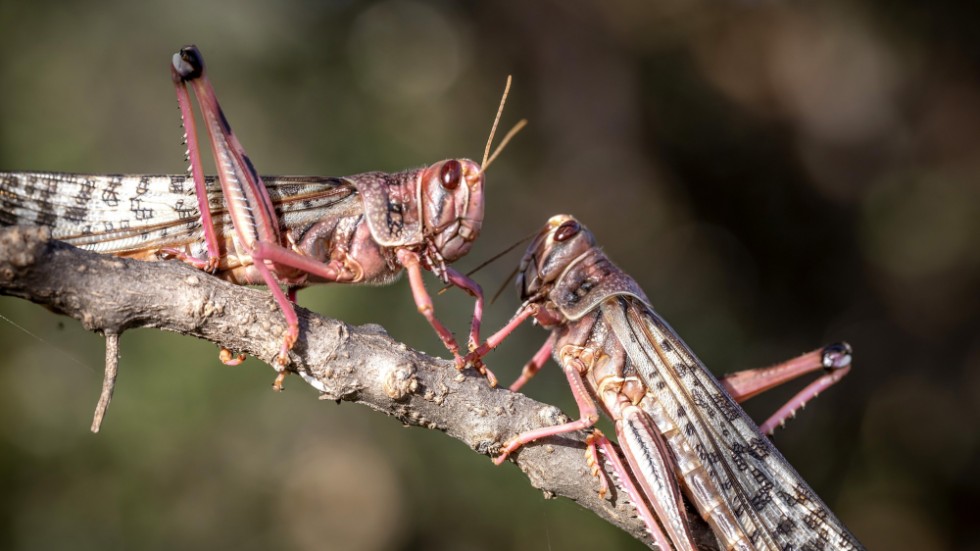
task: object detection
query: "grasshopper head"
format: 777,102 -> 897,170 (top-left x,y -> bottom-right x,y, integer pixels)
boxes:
419,158 -> 485,263
517,214 -> 597,302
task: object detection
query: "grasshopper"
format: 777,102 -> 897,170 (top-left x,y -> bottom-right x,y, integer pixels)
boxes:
0,45 -> 522,387
469,215 -> 862,550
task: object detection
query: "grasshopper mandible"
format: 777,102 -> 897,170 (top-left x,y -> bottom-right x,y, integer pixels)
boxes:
0,45 -> 522,387
468,215 -> 862,550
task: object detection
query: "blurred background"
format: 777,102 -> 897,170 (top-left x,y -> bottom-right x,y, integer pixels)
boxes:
1,0 -> 978,549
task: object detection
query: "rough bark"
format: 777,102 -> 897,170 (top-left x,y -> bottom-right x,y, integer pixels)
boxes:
0,225 -> 717,550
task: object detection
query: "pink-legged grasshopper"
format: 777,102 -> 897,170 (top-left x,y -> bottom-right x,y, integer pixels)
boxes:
0,45 -> 520,388
468,215 -> 862,550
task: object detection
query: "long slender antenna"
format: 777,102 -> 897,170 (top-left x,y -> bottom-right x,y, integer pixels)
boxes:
437,230 -> 536,295
490,265 -> 521,305
464,231 -> 535,278
483,119 -> 527,172
482,75 -> 513,168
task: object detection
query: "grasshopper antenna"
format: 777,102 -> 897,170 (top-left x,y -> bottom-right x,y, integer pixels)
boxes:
480,75 -> 527,173
483,119 -> 527,172
482,75 -> 511,168
485,229 -> 538,304
438,231 -> 535,295
489,264 -> 521,305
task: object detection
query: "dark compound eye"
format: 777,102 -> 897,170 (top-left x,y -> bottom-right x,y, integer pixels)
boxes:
554,220 -> 581,242
440,160 -> 462,190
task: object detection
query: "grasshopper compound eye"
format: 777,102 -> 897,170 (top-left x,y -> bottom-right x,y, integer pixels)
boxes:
554,220 -> 581,242
440,160 -> 462,190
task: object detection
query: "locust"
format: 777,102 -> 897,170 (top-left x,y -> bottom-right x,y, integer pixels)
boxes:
468,215 -> 863,550
0,45 -> 523,388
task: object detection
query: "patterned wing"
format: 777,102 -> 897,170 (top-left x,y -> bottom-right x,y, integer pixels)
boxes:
0,172 -> 356,255
601,297 -> 863,551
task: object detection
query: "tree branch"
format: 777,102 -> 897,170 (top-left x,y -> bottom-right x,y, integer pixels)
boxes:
0,225 -> 717,550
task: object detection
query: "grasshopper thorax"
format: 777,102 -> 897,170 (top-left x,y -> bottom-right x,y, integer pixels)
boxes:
419,158 -> 484,263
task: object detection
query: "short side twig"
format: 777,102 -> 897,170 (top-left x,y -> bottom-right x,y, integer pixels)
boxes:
90,330 -> 119,433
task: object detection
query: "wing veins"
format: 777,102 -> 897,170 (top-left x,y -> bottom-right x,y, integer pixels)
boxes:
611,298 -> 857,549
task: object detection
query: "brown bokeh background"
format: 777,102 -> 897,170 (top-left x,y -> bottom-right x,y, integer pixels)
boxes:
1,1 -> 978,549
